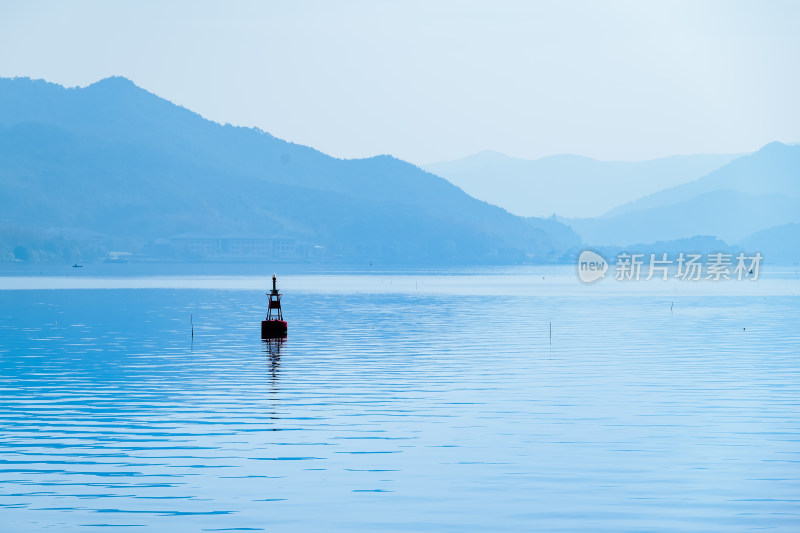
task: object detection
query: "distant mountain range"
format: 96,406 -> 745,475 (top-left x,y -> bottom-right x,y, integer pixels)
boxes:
2,76 -> 797,266
0,76 -> 578,264
566,142 -> 800,250
424,150 -> 740,218
741,223 -> 800,265
427,142 -> 800,264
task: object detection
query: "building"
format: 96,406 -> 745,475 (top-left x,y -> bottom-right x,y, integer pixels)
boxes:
169,233 -> 303,259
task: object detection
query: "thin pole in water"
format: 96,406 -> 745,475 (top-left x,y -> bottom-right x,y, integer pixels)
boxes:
191,313 -> 193,338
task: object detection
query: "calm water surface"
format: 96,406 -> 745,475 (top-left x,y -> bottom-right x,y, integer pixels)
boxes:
1,270 -> 799,531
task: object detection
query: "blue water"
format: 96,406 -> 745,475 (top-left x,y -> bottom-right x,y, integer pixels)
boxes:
1,272 -> 799,531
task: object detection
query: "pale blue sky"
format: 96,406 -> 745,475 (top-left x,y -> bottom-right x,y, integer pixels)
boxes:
1,0 -> 798,164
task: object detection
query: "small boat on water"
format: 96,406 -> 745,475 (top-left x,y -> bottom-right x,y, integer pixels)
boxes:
261,274 -> 287,338
72,264 -> 83,268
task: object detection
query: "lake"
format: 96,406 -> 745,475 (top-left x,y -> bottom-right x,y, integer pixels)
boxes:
1,267 -> 799,531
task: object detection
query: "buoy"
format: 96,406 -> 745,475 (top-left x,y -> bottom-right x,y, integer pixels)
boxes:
261,274 -> 287,338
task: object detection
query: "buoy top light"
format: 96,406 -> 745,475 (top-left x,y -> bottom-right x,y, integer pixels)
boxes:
263,273 -> 286,337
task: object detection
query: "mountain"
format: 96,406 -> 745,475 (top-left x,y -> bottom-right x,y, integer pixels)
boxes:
604,142 -> 800,217
565,143 -> 800,249
424,150 -> 739,218
568,189 -> 800,245
577,235 -> 740,267
740,223 -> 800,265
0,76 -> 579,264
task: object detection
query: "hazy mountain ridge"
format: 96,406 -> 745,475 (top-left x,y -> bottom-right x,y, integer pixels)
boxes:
0,76 -> 578,263
567,188 -> 800,246
424,150 -> 740,218
740,223 -> 800,265
564,142 -> 800,259
603,142 -> 800,217
585,235 -> 741,266
426,140 -> 799,263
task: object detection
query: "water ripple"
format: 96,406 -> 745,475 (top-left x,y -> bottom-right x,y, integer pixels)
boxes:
1,277 -> 799,531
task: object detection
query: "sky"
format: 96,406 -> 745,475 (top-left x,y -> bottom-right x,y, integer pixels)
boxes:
1,0 -> 799,165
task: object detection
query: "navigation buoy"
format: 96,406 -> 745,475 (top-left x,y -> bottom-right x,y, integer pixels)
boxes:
261,274 -> 288,338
